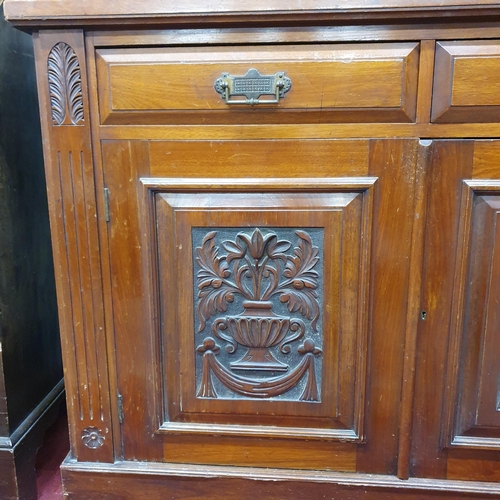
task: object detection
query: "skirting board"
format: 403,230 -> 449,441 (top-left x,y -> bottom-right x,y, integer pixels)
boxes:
62,459 -> 500,499
0,379 -> 64,500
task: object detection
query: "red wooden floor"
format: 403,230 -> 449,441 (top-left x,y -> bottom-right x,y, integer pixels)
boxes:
35,407 -> 69,500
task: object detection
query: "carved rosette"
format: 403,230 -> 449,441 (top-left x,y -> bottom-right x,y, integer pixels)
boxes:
47,42 -> 84,126
194,228 -> 323,402
81,426 -> 105,449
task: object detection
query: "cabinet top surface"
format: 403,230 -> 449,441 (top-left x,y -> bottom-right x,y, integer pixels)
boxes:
4,0 -> 500,27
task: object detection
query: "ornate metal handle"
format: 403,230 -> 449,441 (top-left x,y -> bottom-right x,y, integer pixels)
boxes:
214,68 -> 292,105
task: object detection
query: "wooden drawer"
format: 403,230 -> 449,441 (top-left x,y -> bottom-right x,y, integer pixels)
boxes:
96,43 -> 419,125
432,41 -> 500,123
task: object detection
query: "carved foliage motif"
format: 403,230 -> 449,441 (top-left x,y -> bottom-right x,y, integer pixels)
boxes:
197,229 -> 320,331
47,42 -> 84,126
194,228 -> 323,401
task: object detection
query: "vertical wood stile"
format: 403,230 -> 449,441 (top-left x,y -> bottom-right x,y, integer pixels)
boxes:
33,30 -> 114,462
397,140 -> 431,479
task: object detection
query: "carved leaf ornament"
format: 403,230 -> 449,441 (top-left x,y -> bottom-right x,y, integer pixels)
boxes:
195,228 -> 322,401
47,42 -> 84,126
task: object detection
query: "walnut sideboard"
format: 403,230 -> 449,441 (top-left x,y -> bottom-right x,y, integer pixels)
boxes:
5,1 -> 500,498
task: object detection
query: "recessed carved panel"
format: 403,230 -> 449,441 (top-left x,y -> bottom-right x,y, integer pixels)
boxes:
48,42 -> 84,126
148,179 -> 375,441
193,228 -> 323,402
445,181 -> 500,450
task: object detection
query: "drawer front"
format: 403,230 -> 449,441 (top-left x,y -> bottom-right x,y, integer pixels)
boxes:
432,41 -> 500,123
96,43 -> 419,125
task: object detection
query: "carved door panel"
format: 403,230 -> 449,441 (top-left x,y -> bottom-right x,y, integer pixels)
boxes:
411,140 -> 500,482
102,138 -> 419,474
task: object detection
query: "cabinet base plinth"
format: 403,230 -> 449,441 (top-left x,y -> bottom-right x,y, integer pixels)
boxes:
61,459 -> 500,499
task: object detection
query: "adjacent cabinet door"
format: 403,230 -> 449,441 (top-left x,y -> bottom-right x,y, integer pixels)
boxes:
101,138 -> 420,475
412,140 -> 500,482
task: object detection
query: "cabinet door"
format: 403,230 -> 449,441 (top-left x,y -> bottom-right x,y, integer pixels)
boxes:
412,140 -> 500,481
102,138 -> 419,474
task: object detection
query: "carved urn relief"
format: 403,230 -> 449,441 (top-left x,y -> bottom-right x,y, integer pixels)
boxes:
222,300 -> 298,372
194,228 -> 323,401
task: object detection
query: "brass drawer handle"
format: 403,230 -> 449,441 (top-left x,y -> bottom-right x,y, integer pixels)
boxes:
214,68 -> 292,105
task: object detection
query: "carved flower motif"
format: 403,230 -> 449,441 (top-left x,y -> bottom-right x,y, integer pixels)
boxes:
224,229 -> 291,264
81,426 -> 105,449
236,229 -> 275,260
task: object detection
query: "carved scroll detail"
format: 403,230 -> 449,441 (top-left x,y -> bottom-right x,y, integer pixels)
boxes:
195,228 -> 322,400
47,42 -> 84,126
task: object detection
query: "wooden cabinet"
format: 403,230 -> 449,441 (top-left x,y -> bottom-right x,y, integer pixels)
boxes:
5,1 -> 500,498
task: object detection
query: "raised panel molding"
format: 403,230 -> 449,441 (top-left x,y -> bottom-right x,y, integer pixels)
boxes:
444,180 -> 500,450
34,31 -> 114,462
144,177 -> 375,442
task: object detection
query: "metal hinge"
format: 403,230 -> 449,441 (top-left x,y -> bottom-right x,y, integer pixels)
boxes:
117,393 -> 124,424
104,187 -> 110,222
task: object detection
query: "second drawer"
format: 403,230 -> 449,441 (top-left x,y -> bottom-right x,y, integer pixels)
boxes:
432,40 -> 500,123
